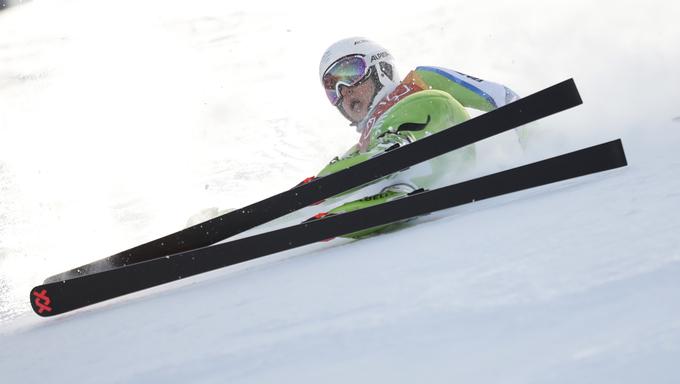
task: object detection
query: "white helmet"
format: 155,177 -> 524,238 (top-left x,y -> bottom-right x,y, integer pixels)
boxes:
319,37 -> 400,122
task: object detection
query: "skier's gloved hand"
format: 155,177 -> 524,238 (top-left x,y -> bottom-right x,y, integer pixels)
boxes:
373,131 -> 414,152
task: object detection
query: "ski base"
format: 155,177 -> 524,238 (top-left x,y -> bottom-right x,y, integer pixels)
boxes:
31,140 -> 627,316
44,79 -> 583,283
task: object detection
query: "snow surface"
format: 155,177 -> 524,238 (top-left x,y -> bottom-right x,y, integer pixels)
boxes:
1,0 -> 680,382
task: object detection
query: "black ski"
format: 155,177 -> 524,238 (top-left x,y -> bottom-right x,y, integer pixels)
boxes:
30,139 -> 627,317
44,79 -> 582,283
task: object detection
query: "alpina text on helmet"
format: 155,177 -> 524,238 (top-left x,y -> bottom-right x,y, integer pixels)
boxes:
371,52 -> 390,62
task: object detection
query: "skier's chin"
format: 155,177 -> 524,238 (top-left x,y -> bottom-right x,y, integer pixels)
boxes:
347,100 -> 367,122
349,113 -> 365,124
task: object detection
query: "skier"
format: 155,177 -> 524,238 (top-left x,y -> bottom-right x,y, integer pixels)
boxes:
308,37 -> 522,238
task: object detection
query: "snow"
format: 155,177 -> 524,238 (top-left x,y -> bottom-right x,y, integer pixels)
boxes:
1,0 -> 680,382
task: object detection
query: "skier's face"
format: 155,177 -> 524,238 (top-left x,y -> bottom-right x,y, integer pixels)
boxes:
337,77 -> 376,123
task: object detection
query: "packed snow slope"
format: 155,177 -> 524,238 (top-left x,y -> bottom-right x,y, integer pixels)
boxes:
1,0 -> 679,383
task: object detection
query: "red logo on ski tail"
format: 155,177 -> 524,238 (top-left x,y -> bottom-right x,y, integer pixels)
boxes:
32,289 -> 53,314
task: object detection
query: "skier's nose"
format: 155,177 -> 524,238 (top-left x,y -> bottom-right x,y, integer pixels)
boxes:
339,85 -> 352,98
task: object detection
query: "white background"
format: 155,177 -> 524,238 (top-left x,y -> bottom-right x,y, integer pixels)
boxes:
1,0 -> 679,382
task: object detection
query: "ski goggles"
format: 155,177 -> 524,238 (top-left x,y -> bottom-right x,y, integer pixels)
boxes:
322,55 -> 370,106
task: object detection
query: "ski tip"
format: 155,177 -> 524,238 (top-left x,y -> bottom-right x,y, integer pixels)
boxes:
520,78 -> 583,113
610,139 -> 628,167
583,139 -> 628,171
556,78 -> 582,105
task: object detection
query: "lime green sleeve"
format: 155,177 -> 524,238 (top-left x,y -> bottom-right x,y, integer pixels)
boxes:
317,89 -> 475,187
363,88 -> 470,144
415,66 -> 519,112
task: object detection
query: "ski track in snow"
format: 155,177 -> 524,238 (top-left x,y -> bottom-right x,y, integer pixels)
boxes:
1,0 -> 680,383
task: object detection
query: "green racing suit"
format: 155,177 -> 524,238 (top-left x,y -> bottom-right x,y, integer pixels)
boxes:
314,66 -> 520,238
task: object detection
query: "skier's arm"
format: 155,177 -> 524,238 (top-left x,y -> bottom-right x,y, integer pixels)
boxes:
415,66 -> 519,112
314,138 -> 400,179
